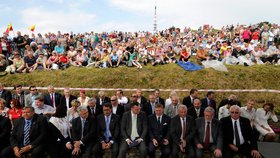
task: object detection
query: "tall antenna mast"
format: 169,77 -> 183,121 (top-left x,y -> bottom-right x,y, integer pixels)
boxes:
153,0 -> 157,35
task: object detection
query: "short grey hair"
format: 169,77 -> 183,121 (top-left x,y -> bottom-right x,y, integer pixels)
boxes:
204,107 -> 215,113
177,104 -> 187,112
98,91 -> 105,96
88,97 -> 96,104
229,105 -> 241,112
77,105 -> 88,114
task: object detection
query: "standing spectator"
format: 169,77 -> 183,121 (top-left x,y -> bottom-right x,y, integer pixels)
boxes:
182,88 -> 199,109
201,91 -> 217,111
12,85 -> 26,107
14,31 -> 27,56
44,85 -> 62,109
60,88 -> 77,110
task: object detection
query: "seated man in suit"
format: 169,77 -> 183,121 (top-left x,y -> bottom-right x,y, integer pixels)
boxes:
110,95 -> 124,119
119,102 -> 148,158
142,93 -> 157,116
87,97 -> 102,118
187,98 -> 204,119
44,85 -> 61,109
60,87 -> 77,110
34,96 -> 55,117
221,105 -> 261,158
148,104 -> 171,158
124,93 -> 138,112
170,104 -> 196,158
194,107 -> 223,158
92,103 -> 120,158
182,88 -> 199,109
164,95 -> 180,118
201,91 -> 217,111
68,105 -> 97,158
96,90 -> 110,107
154,89 -> 165,106
1,106 -> 48,158
0,114 -> 12,152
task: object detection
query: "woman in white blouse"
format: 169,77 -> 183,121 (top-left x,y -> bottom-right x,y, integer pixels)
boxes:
66,99 -> 81,127
255,103 -> 278,142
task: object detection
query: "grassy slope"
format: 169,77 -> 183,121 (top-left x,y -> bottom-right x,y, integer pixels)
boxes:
1,64 -> 280,111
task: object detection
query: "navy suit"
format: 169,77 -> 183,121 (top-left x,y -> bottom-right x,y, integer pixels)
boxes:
148,114 -> 171,158
1,114 -> 48,158
201,98 -> 217,112
44,92 -> 61,108
92,114 -> 120,158
187,107 -> 204,120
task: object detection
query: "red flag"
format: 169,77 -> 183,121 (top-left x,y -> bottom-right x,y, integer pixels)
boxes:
5,23 -> 13,34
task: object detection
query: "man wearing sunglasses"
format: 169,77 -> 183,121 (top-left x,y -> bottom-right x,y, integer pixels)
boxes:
221,105 -> 261,158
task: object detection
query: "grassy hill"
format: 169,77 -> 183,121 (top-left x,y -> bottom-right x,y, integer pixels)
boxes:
1,63 -> 280,112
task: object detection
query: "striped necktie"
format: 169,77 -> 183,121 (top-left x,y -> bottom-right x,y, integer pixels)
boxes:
23,121 -> 31,146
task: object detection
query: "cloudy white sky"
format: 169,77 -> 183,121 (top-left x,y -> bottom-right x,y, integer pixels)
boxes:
1,0 -> 279,34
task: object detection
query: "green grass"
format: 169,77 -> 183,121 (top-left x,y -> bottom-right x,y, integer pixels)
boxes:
1,64 -> 280,112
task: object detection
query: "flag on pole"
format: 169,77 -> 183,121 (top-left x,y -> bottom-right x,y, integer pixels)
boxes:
29,25 -> 35,32
5,23 -> 13,34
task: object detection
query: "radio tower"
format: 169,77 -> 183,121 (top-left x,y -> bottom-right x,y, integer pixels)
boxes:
153,0 -> 157,35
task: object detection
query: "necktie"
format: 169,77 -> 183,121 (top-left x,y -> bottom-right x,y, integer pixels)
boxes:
196,109 -> 200,118
151,103 -> 155,114
172,106 -> 176,116
182,118 -> 186,139
234,121 -> 240,146
157,116 -> 161,125
51,93 -> 54,107
23,121 -> 31,146
81,119 -> 86,139
204,122 -> 210,149
91,107 -> 95,115
131,114 -> 138,140
105,116 -> 110,142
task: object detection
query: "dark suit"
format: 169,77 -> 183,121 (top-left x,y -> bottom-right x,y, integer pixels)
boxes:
201,98 -> 217,112
92,114 -> 120,158
194,117 -> 223,158
44,92 -> 62,108
142,101 -> 156,117
155,97 -> 165,106
71,116 -> 97,158
170,115 -> 196,158
96,96 -> 110,107
138,96 -> 147,107
0,89 -> 12,108
221,116 -> 258,158
148,114 -> 171,158
12,91 -> 26,107
182,96 -> 194,109
187,107 -> 204,120
87,105 -> 102,118
119,111 -> 148,158
59,94 -> 77,109
112,105 -> 124,119
0,115 -> 12,152
47,121 -> 72,158
1,114 -> 48,158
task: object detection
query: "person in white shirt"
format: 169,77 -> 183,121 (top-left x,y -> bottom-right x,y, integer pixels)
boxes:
240,99 -> 256,127
116,89 -> 128,106
254,103 -> 278,142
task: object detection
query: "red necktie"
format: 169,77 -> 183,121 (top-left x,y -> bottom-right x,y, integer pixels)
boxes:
183,118 -> 186,139
51,93 -> 54,107
204,122 -> 210,149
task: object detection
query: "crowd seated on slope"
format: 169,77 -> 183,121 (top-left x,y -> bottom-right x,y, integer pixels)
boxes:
1,22 -> 280,74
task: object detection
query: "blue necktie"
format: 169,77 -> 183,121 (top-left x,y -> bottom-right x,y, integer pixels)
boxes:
105,116 -> 110,142
23,121 -> 31,146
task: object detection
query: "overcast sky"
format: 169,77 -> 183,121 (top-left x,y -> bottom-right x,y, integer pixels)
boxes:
1,0 -> 279,34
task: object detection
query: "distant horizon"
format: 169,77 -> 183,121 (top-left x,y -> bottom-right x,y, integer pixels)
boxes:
1,0 -> 280,35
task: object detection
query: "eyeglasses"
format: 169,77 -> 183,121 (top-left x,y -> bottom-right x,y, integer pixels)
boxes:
111,99 -> 116,101
230,111 -> 239,114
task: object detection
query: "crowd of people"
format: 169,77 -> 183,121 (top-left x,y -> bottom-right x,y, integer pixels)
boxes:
0,83 -> 278,158
1,22 -> 280,74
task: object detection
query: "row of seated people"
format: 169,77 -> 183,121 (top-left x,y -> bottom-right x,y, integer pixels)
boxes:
1,96 -> 269,158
